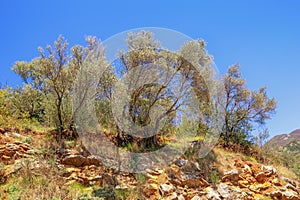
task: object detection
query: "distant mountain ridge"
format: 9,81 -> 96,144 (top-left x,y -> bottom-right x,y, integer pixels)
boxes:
267,129 -> 300,147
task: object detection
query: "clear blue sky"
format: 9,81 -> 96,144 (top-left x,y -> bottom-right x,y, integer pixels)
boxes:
0,0 -> 299,137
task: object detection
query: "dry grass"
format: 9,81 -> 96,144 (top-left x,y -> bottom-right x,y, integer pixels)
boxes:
273,164 -> 298,180
213,147 -> 246,172
213,146 -> 298,180
0,158 -> 67,199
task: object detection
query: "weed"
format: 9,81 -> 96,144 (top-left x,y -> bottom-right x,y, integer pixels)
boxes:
66,140 -> 75,148
210,170 -> 220,185
135,173 -> 146,184
22,136 -> 33,144
7,184 -> 21,200
114,188 -> 145,200
248,156 -> 257,162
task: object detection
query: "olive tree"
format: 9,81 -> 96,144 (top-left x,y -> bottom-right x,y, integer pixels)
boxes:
110,31 -> 215,149
221,65 -> 277,146
12,35 -> 107,149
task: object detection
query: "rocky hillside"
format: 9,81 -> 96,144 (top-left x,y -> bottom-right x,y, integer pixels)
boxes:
0,128 -> 300,199
266,129 -> 300,181
267,129 -> 300,148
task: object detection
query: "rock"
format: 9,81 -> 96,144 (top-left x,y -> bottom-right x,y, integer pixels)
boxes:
115,172 -> 137,189
159,183 -> 176,197
222,169 -> 239,185
165,192 -> 178,200
183,188 -> 201,199
61,155 -> 100,167
220,160 -> 299,199
63,167 -> 81,177
175,159 -> 187,167
0,141 -> 33,165
181,177 -> 209,188
261,165 -> 277,176
165,167 -> 181,185
146,170 -> 167,184
285,183 -> 297,192
145,168 -> 164,175
270,189 -> 300,200
62,155 -> 85,166
5,158 -> 37,177
242,164 -> 252,175
249,182 -> 271,193
146,173 -> 158,180
181,161 -> 201,173
5,132 -> 22,138
283,190 -> 300,200
0,128 -> 5,134
270,190 -> 283,198
224,169 -> 239,176
255,171 -> 267,183
205,187 -> 221,200
238,180 -> 249,188
191,195 -> 201,200
281,177 -> 298,188
272,177 -> 282,186
143,183 -> 159,197
63,164 -> 110,187
217,183 -> 230,199
229,186 -> 248,200
26,149 -> 36,155
1,155 -> 11,161
177,194 -> 185,200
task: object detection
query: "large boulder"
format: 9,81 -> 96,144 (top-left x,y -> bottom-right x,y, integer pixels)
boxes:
61,155 -> 100,167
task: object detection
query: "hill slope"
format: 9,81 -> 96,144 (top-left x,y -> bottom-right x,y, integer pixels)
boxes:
266,129 -> 300,182
0,128 -> 299,199
267,129 -> 300,148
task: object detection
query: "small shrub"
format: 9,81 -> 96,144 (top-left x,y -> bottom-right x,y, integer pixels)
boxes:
7,184 -> 21,200
66,140 -> 75,148
210,170 -> 220,185
135,173 -> 146,184
114,188 -> 145,200
23,136 -> 33,144
248,156 -> 257,162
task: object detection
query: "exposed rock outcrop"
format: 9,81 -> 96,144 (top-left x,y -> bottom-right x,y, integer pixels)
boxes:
1,129 -> 299,199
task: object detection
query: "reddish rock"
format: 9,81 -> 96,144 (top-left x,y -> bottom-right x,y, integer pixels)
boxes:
255,171 -> 267,183
181,177 -> 209,188
272,178 -> 282,186
61,155 -> 100,167
238,180 -> 249,188
143,183 -> 159,197
222,169 -> 239,185
0,128 -> 5,134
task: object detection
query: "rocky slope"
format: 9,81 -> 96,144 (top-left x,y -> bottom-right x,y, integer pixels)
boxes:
266,129 -> 300,183
267,129 -> 300,148
0,128 -> 300,199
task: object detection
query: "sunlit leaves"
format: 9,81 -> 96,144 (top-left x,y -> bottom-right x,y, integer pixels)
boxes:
221,65 -> 277,146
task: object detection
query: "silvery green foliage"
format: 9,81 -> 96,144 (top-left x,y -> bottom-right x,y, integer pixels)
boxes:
73,28 -> 225,173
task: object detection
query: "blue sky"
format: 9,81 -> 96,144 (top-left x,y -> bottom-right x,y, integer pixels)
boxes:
0,0 -> 299,137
